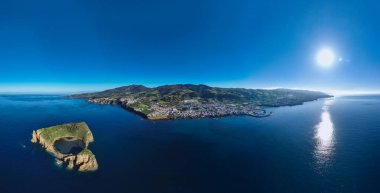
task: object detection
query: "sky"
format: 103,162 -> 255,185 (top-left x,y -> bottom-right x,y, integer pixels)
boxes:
0,0 -> 380,93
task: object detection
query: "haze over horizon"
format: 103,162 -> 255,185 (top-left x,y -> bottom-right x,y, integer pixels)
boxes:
1,0 -> 380,93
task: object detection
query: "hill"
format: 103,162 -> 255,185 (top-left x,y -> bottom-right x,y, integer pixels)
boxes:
69,84 -> 331,120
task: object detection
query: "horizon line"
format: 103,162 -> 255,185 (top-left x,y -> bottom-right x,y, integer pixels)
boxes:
1,83 -> 380,96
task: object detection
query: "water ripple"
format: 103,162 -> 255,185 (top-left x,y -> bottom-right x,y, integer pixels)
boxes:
314,98 -> 335,171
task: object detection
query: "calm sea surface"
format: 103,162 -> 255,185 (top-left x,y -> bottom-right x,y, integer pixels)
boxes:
0,95 -> 380,193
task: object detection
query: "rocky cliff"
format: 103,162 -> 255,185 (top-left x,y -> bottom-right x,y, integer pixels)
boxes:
76,149 -> 99,172
31,122 -> 98,172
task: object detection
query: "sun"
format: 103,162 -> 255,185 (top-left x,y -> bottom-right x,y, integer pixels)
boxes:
316,48 -> 336,68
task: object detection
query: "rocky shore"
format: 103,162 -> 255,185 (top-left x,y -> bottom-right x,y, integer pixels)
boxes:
31,122 -> 98,172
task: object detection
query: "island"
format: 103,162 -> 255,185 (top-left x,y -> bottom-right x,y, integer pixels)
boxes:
31,122 -> 98,172
69,84 -> 332,120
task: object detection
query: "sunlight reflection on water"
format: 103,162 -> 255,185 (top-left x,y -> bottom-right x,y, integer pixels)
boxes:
314,98 -> 335,171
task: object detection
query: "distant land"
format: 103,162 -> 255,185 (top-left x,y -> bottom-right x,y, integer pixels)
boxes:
69,84 -> 332,120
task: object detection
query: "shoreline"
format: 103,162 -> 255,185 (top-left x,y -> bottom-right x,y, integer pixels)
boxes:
82,96 -> 332,121
87,100 -> 277,121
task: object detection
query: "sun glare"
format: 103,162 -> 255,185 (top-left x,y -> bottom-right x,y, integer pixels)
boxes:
316,48 -> 336,68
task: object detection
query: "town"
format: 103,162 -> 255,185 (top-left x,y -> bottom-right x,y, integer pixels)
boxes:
88,97 -> 271,120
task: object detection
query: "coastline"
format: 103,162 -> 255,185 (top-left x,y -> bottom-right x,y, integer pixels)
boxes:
67,84 -> 332,121
80,97 -> 331,121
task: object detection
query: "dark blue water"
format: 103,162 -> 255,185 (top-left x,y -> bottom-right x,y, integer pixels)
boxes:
54,138 -> 85,154
1,95 -> 380,193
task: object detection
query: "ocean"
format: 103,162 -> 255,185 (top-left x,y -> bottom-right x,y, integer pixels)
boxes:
0,95 -> 379,193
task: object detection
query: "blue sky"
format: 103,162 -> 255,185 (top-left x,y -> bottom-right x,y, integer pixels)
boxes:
1,0 -> 380,93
